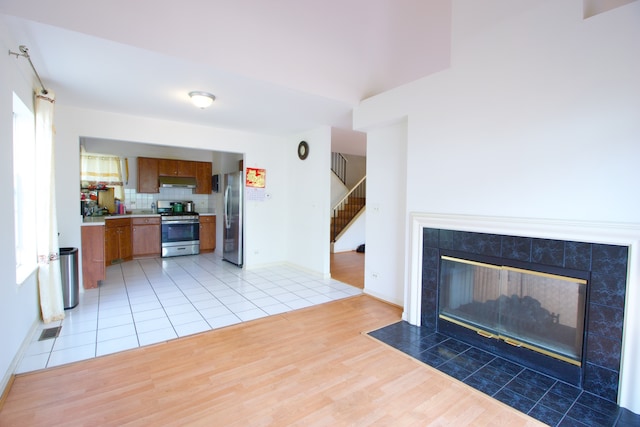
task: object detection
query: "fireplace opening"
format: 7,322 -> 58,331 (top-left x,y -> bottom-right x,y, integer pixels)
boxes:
437,250 -> 590,385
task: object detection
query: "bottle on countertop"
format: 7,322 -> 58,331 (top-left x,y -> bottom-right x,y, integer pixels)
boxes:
151,202 -> 156,213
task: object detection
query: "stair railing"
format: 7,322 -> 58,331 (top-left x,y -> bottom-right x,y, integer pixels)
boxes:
331,176 -> 366,241
331,152 -> 347,185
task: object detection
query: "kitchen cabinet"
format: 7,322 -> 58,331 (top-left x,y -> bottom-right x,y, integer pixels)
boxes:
81,225 -> 105,289
138,157 -> 212,194
105,218 -> 132,265
132,216 -> 161,257
159,159 -> 196,177
138,157 -> 159,193
199,215 -> 216,252
179,161 -> 196,177
195,161 -> 212,194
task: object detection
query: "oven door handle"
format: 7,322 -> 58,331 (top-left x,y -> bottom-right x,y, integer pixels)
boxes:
162,220 -> 199,225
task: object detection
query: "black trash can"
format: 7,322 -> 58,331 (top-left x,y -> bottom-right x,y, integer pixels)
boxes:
59,247 -> 79,309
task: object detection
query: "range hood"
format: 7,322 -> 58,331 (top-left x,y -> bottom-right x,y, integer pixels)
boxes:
158,176 -> 197,188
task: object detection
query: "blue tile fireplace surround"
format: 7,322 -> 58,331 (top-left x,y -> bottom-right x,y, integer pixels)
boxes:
369,228 -> 639,426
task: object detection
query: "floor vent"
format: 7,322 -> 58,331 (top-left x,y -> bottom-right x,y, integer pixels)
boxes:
38,327 -> 61,341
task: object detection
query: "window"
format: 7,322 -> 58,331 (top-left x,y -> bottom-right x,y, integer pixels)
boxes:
80,151 -> 125,201
13,93 -> 37,285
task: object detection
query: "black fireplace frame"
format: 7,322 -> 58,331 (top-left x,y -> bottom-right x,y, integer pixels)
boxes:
436,248 -> 591,386
421,227 -> 628,403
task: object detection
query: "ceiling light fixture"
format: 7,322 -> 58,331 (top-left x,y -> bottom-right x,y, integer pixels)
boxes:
189,91 -> 216,109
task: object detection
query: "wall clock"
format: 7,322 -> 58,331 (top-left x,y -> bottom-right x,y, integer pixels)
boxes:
297,141 -> 309,160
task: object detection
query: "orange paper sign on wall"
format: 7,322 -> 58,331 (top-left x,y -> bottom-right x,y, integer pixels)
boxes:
246,168 -> 266,188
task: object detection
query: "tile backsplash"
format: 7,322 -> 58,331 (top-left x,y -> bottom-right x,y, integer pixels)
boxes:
124,188 -> 216,213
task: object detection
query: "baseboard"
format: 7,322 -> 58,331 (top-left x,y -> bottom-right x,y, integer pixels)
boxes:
246,261 -> 332,280
0,317 -> 41,403
0,374 -> 15,411
362,288 -> 403,309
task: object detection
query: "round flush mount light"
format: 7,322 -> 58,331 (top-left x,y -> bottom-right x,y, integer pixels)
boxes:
189,91 -> 216,109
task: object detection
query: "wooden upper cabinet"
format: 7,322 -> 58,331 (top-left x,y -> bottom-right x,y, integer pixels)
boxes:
158,159 -> 196,177
195,161 -> 212,194
158,159 -> 177,176
137,157 -> 159,193
179,161 -> 196,177
138,157 -> 210,193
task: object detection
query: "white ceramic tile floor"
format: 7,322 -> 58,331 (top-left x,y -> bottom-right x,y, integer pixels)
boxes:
17,252 -> 361,374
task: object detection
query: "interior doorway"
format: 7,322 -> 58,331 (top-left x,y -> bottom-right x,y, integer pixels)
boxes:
330,251 -> 364,289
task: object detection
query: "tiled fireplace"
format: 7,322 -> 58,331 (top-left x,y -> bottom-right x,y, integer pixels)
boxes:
423,227 -> 626,401
436,248 -> 591,387
404,213 -> 640,411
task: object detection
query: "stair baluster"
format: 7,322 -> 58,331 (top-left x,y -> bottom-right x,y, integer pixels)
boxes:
331,176 -> 366,242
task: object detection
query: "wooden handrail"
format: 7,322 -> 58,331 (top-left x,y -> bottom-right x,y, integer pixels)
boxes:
331,176 -> 366,241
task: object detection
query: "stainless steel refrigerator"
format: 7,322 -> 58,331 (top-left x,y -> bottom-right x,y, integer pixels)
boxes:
223,171 -> 243,266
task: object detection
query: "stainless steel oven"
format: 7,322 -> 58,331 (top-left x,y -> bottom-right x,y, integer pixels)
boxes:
158,201 -> 200,257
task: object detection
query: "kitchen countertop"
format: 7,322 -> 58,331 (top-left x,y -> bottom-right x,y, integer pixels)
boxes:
82,211 -> 215,225
82,216 -> 111,225
82,213 -> 156,226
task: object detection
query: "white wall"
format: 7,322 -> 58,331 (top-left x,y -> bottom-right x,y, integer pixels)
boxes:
362,121 -> 407,305
404,0 -> 640,222
343,154 -> 366,189
285,128 -> 332,276
0,19 -> 42,394
354,0 -> 640,411
356,0 -> 640,291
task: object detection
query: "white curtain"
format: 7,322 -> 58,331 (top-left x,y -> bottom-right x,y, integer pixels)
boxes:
80,151 -> 125,200
35,90 -> 65,323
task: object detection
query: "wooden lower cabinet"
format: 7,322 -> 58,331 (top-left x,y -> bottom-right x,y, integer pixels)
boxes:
199,215 -> 216,252
82,215 -> 163,288
105,218 -> 132,265
132,217 -> 161,257
81,225 -> 105,289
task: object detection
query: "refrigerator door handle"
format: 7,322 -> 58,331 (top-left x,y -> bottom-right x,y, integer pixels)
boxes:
224,184 -> 231,229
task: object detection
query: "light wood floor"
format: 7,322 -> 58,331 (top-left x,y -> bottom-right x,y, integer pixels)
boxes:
0,296 -> 542,426
331,250 -> 364,288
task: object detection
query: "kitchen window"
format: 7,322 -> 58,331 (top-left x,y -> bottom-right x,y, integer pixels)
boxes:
13,92 -> 37,285
80,150 -> 126,201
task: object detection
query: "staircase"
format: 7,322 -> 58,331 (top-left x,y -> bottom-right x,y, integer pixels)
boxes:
331,176 -> 366,242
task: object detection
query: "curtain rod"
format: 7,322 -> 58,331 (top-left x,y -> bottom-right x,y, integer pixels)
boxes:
8,45 -> 49,95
